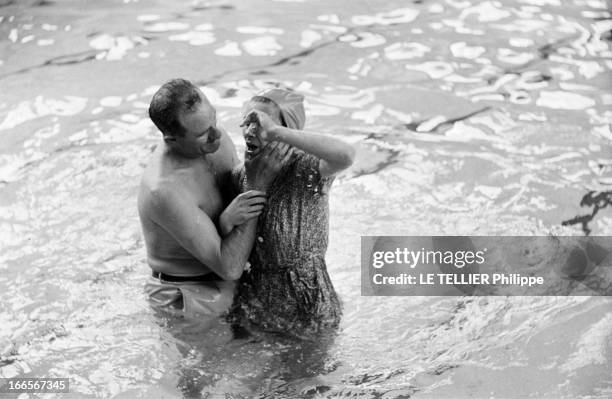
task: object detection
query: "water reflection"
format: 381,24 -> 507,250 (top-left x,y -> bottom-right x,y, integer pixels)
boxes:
0,0 -> 611,397
563,191 -> 612,235
147,306 -> 339,398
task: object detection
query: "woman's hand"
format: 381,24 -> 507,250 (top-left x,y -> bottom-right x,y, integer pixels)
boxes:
240,110 -> 280,142
219,190 -> 267,236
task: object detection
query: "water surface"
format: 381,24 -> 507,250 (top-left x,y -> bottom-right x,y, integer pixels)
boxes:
1,0 -> 611,397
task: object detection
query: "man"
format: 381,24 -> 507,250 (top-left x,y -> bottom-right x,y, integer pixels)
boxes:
138,78 -> 286,316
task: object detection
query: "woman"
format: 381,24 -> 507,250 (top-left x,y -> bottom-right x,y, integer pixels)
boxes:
226,88 -> 355,338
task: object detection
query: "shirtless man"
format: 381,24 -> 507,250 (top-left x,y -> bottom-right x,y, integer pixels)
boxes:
137,78 -> 286,316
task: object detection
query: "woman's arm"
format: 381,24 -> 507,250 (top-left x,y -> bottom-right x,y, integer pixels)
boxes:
244,110 -> 356,177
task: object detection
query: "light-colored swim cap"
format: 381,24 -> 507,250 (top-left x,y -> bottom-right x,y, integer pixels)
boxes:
255,88 -> 305,130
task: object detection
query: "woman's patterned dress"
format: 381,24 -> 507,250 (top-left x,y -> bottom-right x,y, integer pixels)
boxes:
228,152 -> 342,337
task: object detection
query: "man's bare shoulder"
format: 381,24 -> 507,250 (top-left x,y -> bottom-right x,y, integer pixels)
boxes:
139,178 -> 177,206
138,149 -> 186,221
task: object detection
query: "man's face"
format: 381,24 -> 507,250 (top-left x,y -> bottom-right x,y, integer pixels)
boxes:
174,91 -> 221,158
242,101 -> 282,160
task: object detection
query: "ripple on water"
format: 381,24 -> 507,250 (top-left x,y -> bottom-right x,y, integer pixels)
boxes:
385,42 -> 430,60
0,96 -> 88,131
351,104 -> 384,124
497,47 -> 534,65
99,96 -> 122,107
339,32 -> 386,48
351,7 -> 420,26
299,29 -> 322,48
169,31 -> 216,46
142,22 -> 189,33
89,34 -> 147,61
0,0 -> 611,396
215,41 -> 242,56
241,36 -> 282,56
449,41 -> 486,59
561,312 -> 612,372
36,39 -> 54,46
318,88 -> 375,109
460,0 -> 512,22
236,26 -> 283,35
536,90 -> 596,110
405,61 -> 454,79
136,14 -> 161,22
201,85 -> 253,108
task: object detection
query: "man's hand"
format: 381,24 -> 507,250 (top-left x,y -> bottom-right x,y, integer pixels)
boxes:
219,190 -> 267,236
240,110 -> 279,142
245,142 -> 293,190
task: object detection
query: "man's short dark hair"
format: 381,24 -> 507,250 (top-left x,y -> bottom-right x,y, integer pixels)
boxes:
149,78 -> 202,137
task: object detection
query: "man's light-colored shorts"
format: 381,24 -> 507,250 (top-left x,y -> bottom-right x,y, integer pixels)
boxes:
144,276 -> 235,318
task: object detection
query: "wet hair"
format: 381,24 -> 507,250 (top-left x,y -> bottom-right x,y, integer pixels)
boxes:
148,78 -> 202,137
249,95 -> 287,127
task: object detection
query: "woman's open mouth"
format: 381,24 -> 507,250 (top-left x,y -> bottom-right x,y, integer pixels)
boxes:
245,141 -> 260,157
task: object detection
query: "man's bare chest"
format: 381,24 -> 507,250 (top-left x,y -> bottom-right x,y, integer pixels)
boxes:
182,164 -> 225,218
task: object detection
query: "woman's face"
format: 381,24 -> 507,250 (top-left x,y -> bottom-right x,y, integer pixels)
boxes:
242,100 -> 282,160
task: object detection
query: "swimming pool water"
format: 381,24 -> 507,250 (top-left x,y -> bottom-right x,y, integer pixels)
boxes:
1,0 -> 611,397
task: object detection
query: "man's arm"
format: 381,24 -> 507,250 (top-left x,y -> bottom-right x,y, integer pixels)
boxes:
244,110 -> 355,177
218,142 -> 292,237
148,187 -> 256,280
218,189 -> 265,237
